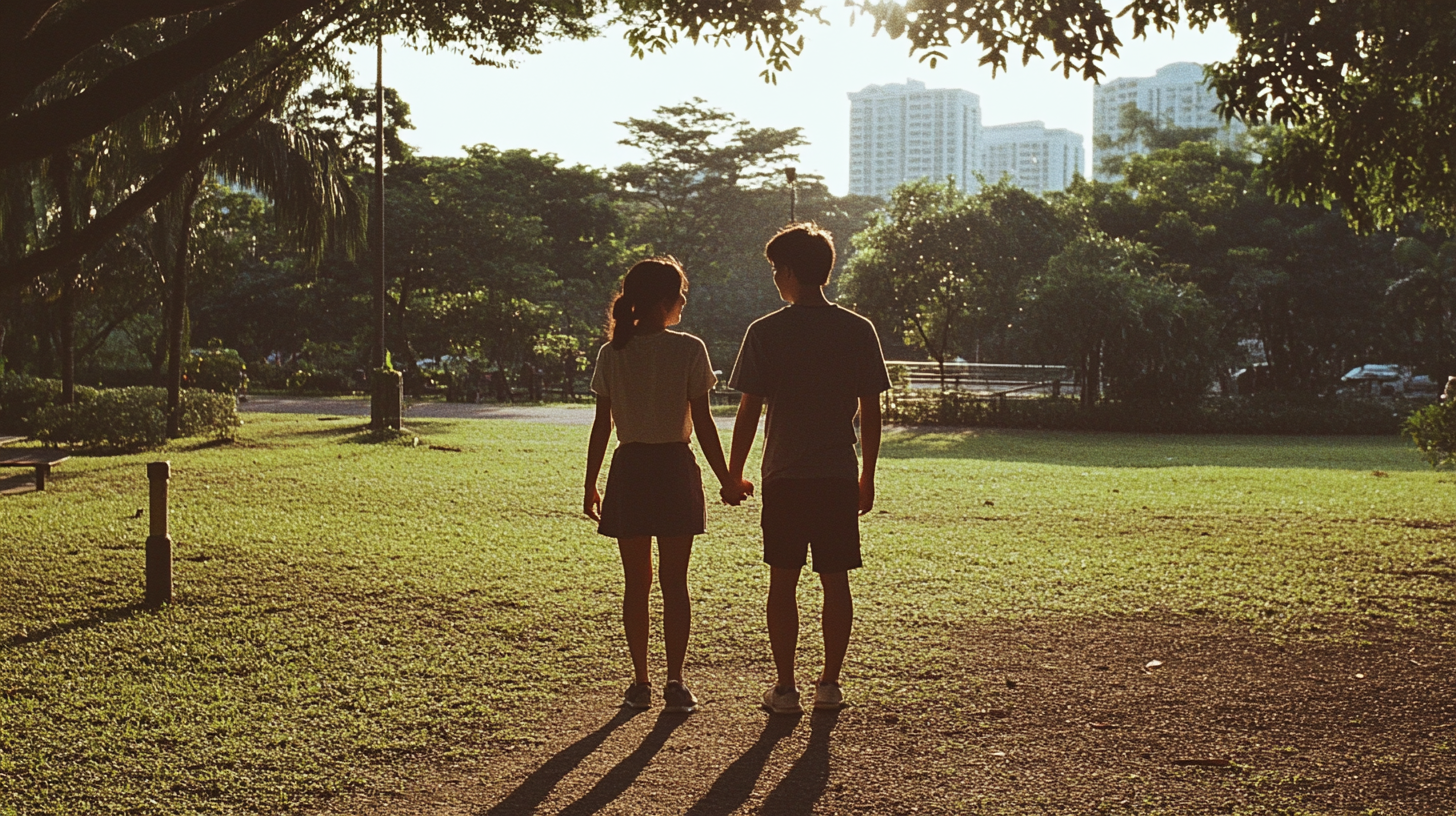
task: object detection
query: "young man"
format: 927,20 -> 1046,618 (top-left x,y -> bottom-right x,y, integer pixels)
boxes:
724,222 -> 892,714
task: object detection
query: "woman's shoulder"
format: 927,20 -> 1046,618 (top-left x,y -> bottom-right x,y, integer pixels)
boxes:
665,330 -> 709,352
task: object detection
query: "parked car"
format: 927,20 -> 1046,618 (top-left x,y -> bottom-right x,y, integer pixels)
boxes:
1339,364 -> 1438,397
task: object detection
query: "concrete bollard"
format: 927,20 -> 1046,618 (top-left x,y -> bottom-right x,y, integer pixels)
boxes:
145,461 -> 172,608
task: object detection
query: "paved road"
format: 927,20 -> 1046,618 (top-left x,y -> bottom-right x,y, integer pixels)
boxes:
240,396 -> 742,428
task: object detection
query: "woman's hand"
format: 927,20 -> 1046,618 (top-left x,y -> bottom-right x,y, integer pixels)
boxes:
584,485 -> 602,521
720,478 -> 754,506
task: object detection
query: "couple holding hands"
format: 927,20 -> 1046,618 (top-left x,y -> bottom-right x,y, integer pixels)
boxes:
583,222 -> 892,716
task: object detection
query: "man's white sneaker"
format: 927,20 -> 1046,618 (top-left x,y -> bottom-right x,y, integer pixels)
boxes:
812,682 -> 844,711
664,681 -> 698,713
762,685 -> 803,714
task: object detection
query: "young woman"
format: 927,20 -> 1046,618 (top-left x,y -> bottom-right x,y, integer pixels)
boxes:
583,257 -> 751,713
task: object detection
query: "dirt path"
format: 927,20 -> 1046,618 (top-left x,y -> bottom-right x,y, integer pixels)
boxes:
321,618 -> 1455,815
239,397 -> 745,429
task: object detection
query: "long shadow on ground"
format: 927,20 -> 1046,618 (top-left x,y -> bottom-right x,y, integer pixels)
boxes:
555,712 -> 690,815
681,714 -> 800,816
480,709 -> 643,816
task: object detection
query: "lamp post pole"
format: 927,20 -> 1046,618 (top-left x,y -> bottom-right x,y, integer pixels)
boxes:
784,166 -> 797,222
370,28 -> 387,430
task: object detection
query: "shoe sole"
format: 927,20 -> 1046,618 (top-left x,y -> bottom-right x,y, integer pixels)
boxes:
663,704 -> 697,714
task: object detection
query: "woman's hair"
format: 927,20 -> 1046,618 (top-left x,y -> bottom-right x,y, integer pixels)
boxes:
608,257 -> 687,349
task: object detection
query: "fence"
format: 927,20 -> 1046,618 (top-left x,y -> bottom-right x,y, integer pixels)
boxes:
886,361 -> 1075,398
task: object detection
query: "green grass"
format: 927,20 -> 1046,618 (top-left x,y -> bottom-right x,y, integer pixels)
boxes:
2,418 -> 1453,814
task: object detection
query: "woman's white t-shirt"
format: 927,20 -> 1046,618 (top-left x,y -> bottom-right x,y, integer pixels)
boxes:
590,330 -> 717,444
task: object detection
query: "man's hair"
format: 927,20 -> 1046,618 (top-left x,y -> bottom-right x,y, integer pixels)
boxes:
764,222 -> 835,287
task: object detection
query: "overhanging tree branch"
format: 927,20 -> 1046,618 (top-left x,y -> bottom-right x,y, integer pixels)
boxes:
0,0 -> 251,112
0,0 -> 324,168
0,99 -> 276,294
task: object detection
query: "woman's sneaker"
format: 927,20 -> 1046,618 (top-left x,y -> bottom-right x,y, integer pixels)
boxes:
622,682 -> 652,709
762,685 -> 803,714
663,681 -> 698,713
812,681 -> 844,711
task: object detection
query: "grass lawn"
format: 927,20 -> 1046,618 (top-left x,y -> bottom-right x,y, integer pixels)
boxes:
1,417 -> 1453,815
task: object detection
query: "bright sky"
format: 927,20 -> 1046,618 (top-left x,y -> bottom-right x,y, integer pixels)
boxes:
348,11 -> 1239,195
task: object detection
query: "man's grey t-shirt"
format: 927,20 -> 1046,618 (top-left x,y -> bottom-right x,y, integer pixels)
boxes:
728,304 -> 892,483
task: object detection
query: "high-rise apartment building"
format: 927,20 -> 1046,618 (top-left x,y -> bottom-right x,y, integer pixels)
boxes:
847,79 -> 983,198
1092,61 -> 1245,181
982,121 -> 1085,195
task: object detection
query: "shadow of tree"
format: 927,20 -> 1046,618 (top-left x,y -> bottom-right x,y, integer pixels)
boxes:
681,714 -> 801,816
555,711 -> 690,815
479,708 -> 642,816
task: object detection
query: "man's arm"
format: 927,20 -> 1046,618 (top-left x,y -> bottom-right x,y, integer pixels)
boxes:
857,394 -> 881,515
583,396 -> 612,520
726,392 -> 764,504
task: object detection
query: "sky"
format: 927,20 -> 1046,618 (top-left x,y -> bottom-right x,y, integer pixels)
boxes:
347,11 -> 1239,196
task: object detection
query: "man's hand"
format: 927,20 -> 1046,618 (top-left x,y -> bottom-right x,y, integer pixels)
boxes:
584,485 -> 602,521
720,478 -> 754,506
858,475 -> 875,515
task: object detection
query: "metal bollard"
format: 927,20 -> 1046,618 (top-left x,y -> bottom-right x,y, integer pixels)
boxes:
146,461 -> 172,608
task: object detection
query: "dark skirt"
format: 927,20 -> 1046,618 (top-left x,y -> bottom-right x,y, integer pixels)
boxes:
598,442 -> 706,538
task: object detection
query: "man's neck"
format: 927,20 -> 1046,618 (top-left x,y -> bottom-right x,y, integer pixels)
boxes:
787,289 -> 833,308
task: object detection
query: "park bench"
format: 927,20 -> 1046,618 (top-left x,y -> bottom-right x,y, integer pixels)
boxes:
0,449 -> 69,491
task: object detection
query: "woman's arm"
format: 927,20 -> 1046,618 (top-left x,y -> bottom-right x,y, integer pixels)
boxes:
691,392 -> 749,506
583,395 -> 613,520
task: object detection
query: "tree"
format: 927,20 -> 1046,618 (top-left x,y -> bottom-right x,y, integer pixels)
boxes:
1388,237 -> 1456,380
1020,233 -> 1218,407
841,179 -> 1067,382
613,99 -> 879,365
1092,101 -> 1219,179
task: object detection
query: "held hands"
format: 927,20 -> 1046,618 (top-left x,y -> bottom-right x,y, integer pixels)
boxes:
720,478 -> 754,506
584,485 -> 602,521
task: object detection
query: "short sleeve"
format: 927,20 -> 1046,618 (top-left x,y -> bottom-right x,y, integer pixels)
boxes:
687,339 -> 717,398
590,344 -> 611,398
728,323 -> 771,397
858,321 -> 893,396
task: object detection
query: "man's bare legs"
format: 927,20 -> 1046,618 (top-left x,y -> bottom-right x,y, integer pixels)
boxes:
767,566 -> 802,688
767,566 -> 854,689
819,571 -> 853,686
657,535 -> 693,683
619,535 -> 695,686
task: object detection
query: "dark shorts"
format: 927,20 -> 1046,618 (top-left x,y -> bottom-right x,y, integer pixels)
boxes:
761,478 -> 862,573
598,442 -> 706,539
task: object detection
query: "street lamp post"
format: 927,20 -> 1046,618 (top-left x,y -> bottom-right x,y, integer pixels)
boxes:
785,166 -> 797,222
369,27 -> 401,431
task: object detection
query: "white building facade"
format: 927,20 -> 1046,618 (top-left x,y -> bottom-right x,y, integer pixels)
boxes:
1092,61 -> 1245,181
982,121 -> 1085,195
848,79 -> 1085,198
847,80 -> 983,198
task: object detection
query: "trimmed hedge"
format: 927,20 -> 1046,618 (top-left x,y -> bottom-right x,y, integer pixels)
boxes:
884,391 -> 1417,436
0,374 -> 239,451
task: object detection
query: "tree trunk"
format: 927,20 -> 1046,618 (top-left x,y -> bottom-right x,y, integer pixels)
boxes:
59,275 -> 76,403
165,173 -> 203,438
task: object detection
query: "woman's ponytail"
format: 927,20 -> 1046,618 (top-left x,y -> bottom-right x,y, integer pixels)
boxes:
607,257 -> 687,349
609,295 -> 637,349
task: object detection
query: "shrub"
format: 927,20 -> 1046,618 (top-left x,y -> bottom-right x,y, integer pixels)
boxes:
1403,400 -> 1456,468
177,390 -> 241,439
34,387 -> 167,450
884,391 -> 1413,436
30,386 -> 238,452
0,373 -> 62,434
184,347 -> 247,393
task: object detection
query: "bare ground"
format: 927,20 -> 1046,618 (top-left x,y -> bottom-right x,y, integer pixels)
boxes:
321,617 -> 1455,816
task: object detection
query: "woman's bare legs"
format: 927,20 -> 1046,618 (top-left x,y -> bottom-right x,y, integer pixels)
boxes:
618,536 -> 653,685
657,535 -> 694,683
